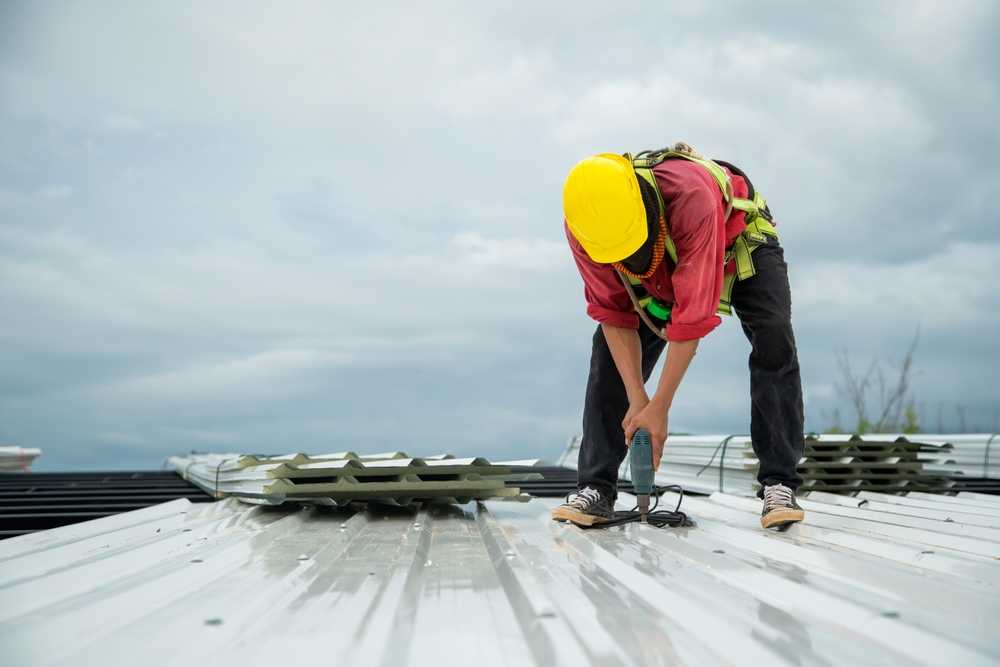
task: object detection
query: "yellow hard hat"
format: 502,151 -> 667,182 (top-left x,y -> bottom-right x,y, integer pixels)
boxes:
563,153 -> 648,264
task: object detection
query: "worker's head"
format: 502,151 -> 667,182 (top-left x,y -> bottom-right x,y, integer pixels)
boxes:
563,153 -> 658,271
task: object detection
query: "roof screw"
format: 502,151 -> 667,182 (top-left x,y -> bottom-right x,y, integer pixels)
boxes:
881,611 -> 900,618
713,549 -> 725,554
368,571 -> 375,576
204,618 -> 223,626
920,550 -> 935,555
297,554 -> 310,561
182,528 -> 192,533
505,551 -> 516,558
190,558 -> 204,563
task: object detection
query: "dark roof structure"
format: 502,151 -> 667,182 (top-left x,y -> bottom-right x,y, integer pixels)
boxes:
0,471 -> 214,539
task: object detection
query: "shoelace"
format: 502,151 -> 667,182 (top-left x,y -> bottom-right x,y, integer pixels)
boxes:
567,486 -> 603,510
763,484 -> 794,512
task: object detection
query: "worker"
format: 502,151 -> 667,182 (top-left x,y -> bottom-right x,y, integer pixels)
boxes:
552,143 -> 805,530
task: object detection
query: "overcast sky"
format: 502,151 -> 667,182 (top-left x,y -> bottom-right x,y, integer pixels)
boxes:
2,1 -> 998,470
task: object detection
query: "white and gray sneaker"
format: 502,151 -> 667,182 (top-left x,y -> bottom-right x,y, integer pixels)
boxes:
551,486 -> 615,527
760,483 -> 805,529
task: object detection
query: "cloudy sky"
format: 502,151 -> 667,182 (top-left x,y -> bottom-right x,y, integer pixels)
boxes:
2,1 -> 998,470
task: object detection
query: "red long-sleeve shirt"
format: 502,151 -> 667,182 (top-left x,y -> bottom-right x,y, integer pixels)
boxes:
566,159 -> 760,341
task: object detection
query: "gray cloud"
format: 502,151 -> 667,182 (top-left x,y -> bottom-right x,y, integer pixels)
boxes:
1,1 -> 998,469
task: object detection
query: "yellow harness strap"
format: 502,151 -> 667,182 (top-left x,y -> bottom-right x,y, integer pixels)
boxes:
627,153 -> 779,320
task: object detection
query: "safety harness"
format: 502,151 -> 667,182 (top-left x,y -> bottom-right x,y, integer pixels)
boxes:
616,146 -> 779,341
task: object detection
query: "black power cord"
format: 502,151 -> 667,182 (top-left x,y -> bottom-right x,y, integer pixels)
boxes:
578,484 -> 696,529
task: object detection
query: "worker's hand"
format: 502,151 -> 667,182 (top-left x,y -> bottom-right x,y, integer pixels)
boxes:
624,402 -> 668,471
621,395 -> 650,443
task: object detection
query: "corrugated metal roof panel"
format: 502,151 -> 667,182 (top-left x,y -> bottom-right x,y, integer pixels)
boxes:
1,491 -> 998,666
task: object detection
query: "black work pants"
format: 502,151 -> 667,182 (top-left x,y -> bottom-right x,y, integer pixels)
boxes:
576,240 -> 804,497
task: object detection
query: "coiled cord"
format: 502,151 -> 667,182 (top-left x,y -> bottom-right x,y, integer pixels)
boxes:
579,484 -> 696,529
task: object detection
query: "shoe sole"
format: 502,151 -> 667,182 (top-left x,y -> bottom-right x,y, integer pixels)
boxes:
551,505 -> 610,527
760,508 -> 805,529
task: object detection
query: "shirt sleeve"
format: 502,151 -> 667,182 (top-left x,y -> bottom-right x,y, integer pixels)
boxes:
564,223 -> 639,329
664,190 -> 725,342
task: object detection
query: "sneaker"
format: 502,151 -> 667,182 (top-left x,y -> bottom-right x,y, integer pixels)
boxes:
551,486 -> 615,527
760,483 -> 805,529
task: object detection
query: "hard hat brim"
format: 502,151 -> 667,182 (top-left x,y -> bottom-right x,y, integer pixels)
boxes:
584,209 -> 648,264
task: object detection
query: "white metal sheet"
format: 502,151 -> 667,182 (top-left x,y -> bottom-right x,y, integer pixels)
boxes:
3,490 -> 999,666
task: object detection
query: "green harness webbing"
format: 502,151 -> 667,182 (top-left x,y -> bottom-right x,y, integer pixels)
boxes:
616,148 -> 779,338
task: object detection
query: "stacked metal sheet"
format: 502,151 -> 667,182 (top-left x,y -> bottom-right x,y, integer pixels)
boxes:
903,433 -> 999,479
169,451 -> 524,506
559,433 -> 957,496
831,433 -> 1000,492
0,447 -> 42,473
796,435 -> 954,494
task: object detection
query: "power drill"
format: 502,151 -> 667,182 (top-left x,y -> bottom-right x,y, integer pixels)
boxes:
629,428 -> 656,522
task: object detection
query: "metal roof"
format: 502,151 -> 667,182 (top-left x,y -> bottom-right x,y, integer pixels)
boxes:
2,489 -> 998,666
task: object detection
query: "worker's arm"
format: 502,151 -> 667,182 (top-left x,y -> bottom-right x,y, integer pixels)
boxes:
624,338 -> 699,470
624,176 -> 726,466
600,323 -> 650,431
